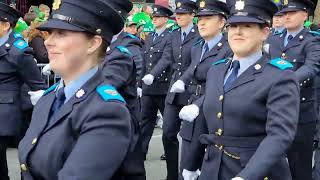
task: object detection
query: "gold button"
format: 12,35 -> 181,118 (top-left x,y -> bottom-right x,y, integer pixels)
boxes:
31,138 -> 37,145
282,53 -> 286,57
264,177 -> 269,180
215,129 -> 223,136
20,164 -> 27,171
219,95 -> 224,101
217,112 -> 222,119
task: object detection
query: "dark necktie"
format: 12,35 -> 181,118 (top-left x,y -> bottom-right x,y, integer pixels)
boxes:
200,43 -> 209,61
224,60 -> 240,91
182,32 -> 187,41
49,87 -> 66,122
288,35 -> 293,41
153,33 -> 158,42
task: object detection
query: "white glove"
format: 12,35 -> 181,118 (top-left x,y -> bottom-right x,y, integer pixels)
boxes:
182,169 -> 201,180
142,74 -> 154,85
179,104 -> 199,122
137,87 -> 142,98
170,80 -> 185,93
28,90 -> 45,105
42,64 -> 52,76
231,177 -> 245,180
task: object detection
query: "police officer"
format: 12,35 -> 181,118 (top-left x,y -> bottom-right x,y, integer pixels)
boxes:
18,0 -> 134,179
102,13 -> 146,180
271,9 -> 285,35
0,3 -> 45,179
180,0 -> 300,179
139,5 -> 173,160
267,1 -> 320,179
177,1 -> 232,179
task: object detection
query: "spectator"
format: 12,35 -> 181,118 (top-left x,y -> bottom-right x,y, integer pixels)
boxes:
39,4 -> 50,21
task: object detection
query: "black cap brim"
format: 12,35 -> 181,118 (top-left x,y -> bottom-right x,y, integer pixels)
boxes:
196,11 -> 223,17
227,16 -> 265,24
175,9 -> 193,13
280,7 -> 306,13
37,19 -> 86,32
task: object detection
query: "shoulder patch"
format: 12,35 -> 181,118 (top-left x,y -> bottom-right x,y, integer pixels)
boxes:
96,85 -> 125,103
13,33 -> 23,39
269,58 -> 293,70
213,59 -> 227,65
43,83 -> 58,96
116,46 -> 132,56
13,39 -> 28,50
126,33 -> 138,39
309,31 -> 320,36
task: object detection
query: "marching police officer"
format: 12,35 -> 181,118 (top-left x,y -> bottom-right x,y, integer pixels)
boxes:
267,0 -> 320,179
177,1 -> 232,179
139,5 -> 173,160
0,3 -> 45,179
102,15 -> 146,180
18,0 -> 134,179
142,1 -> 199,179
180,0 -> 300,179
271,10 -> 285,35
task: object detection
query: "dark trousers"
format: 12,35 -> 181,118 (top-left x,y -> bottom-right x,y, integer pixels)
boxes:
0,136 -> 9,180
140,95 -> 166,156
287,122 -> 316,180
162,103 -> 183,180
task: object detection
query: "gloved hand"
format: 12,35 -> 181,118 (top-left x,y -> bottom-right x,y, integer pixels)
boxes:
170,80 -> 185,93
179,104 -> 199,122
231,177 -> 245,180
142,74 -> 154,85
137,87 -> 142,98
28,90 -> 45,105
182,169 -> 201,180
42,64 -> 52,76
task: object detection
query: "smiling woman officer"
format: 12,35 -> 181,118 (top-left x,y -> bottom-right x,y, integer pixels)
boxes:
18,0 -> 134,180
183,0 -> 300,179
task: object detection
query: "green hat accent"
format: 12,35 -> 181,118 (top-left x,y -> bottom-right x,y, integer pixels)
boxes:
133,12 -> 152,26
304,20 -> 312,28
15,18 -> 29,33
34,12 -> 46,23
142,21 -> 155,32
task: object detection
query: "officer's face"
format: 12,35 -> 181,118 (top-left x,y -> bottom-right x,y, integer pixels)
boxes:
198,15 -> 225,41
176,13 -> 194,28
45,29 -> 101,81
227,23 -> 269,58
283,10 -> 308,31
272,15 -> 284,28
0,21 -> 11,37
153,16 -> 168,29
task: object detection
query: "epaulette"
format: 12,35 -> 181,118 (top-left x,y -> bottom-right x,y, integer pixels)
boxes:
116,46 -> 132,56
309,31 -> 320,36
96,85 -> 125,103
213,59 -> 228,65
13,33 -> 23,39
13,39 -> 28,50
194,38 -> 204,46
43,83 -> 59,96
269,58 -> 293,70
126,33 -> 138,39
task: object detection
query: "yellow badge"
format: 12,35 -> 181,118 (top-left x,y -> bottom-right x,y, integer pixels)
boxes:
284,0 -> 288,6
235,0 -> 245,11
200,1 -> 206,8
177,2 -> 182,8
105,89 -> 118,96
52,0 -> 61,11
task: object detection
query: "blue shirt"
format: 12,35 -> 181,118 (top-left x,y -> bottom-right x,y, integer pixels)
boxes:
181,23 -> 194,41
155,26 -> 167,36
0,29 -> 11,46
284,26 -> 304,46
224,51 -> 263,84
56,66 -> 99,103
200,33 -> 223,60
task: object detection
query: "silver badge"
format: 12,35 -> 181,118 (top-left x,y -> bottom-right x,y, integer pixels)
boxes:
235,0 -> 245,11
76,89 -> 85,98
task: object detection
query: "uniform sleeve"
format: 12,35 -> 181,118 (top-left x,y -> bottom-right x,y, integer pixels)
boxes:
58,101 -> 132,180
295,36 -> 320,83
17,48 -> 46,90
180,47 -> 198,83
149,34 -> 174,77
102,50 -> 134,89
238,71 -> 300,179
127,44 -> 143,83
29,36 -> 49,64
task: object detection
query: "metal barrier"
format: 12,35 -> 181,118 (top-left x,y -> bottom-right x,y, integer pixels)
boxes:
37,63 -> 60,88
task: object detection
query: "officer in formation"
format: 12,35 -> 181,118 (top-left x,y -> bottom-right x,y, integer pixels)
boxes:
139,5 -> 173,160
0,3 -> 45,180
18,0 -> 135,179
177,0 -> 232,179
179,0 -> 300,179
142,0 -> 199,179
271,9 -> 285,35
267,0 -> 320,179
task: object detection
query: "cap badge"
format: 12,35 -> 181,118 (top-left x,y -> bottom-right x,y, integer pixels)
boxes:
52,0 -> 61,11
96,29 -> 102,34
235,0 -> 245,11
177,2 -> 182,8
284,0 -> 288,6
200,1 -> 206,8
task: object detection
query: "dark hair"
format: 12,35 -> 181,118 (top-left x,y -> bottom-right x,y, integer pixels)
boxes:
84,33 -> 109,61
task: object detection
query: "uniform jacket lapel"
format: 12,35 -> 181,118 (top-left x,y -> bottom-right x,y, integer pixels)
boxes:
284,29 -> 306,51
181,26 -> 198,46
201,36 -> 227,62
